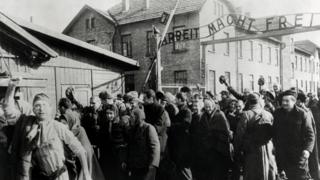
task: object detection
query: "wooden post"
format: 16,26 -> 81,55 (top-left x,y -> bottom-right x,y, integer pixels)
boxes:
156,34 -> 162,91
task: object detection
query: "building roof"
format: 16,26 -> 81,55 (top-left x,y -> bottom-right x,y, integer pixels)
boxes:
107,0 -> 235,25
9,16 -> 139,70
0,12 -> 58,58
295,40 -> 320,55
63,5 -> 116,34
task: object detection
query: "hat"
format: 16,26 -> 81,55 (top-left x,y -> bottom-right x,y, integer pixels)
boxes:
297,91 -> 307,103
156,91 -> 167,101
99,91 -> 113,100
281,90 -> 297,99
132,108 -> 145,121
220,90 -> 229,95
246,93 -> 260,106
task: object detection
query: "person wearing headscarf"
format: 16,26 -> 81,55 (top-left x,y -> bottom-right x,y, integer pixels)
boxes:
234,93 -> 277,180
273,90 -> 315,180
127,108 -> 160,180
58,98 -> 105,180
143,90 -> 169,158
297,91 -> 320,180
4,79 -> 91,180
191,98 -> 232,180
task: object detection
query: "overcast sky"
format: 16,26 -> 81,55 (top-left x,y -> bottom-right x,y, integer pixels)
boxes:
1,0 -> 320,45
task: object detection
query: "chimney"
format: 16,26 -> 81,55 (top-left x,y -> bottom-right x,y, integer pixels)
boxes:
122,0 -> 130,11
144,0 -> 150,9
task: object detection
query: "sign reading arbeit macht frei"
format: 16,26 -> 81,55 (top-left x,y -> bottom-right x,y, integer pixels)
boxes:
161,13 -> 320,46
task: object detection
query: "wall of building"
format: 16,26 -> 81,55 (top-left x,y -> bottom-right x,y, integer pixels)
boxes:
293,50 -> 320,94
0,41 -> 125,113
64,8 -> 116,51
237,37 -> 281,92
113,12 -> 201,91
199,0 -> 237,95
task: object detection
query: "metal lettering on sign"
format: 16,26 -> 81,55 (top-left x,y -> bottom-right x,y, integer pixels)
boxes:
161,13 -> 320,46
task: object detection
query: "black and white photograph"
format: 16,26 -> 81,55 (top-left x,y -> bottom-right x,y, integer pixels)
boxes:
0,0 -> 320,179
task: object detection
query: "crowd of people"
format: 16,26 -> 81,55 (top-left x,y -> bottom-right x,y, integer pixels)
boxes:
0,77 -> 320,180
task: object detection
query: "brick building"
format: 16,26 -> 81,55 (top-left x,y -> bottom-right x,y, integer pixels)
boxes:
63,0 -> 320,95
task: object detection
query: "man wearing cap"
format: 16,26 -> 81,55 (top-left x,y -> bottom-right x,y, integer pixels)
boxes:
219,90 -> 232,113
273,90 -> 315,180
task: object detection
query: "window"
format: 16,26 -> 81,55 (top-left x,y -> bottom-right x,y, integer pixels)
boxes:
291,63 -> 294,78
213,1 -> 217,15
121,34 -> 132,57
259,44 -> 263,62
125,74 -> 135,92
313,61 -> 316,73
91,17 -> 95,29
301,80 -> 303,88
173,26 -> 187,51
85,16 -> 95,30
225,72 -> 231,85
85,19 -> 90,30
295,56 -> 298,70
275,49 -> 279,66
174,70 -> 188,85
305,58 -> 307,72
296,80 -> 299,90
276,76 -> 280,84
310,81 -> 312,92
300,57 -> 303,71
146,31 -> 153,56
249,74 -> 254,91
238,41 -> 243,58
268,47 -> 271,64
309,60 -> 312,73
305,80 -> 308,92
249,41 -> 253,61
211,35 -> 215,52
224,32 -> 230,56
238,73 -> 244,92
209,70 -> 216,94
268,76 -> 272,90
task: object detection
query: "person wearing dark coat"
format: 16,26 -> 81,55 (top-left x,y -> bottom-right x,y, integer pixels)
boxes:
168,93 -> 193,180
310,98 -> 320,163
143,90 -> 170,156
191,98 -> 233,180
127,108 -> 160,180
297,92 -> 320,180
81,96 -> 102,147
96,104 -> 128,180
273,90 -> 315,180
234,93 -> 277,180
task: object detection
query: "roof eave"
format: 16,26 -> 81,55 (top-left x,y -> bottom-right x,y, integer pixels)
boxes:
0,12 -> 58,58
